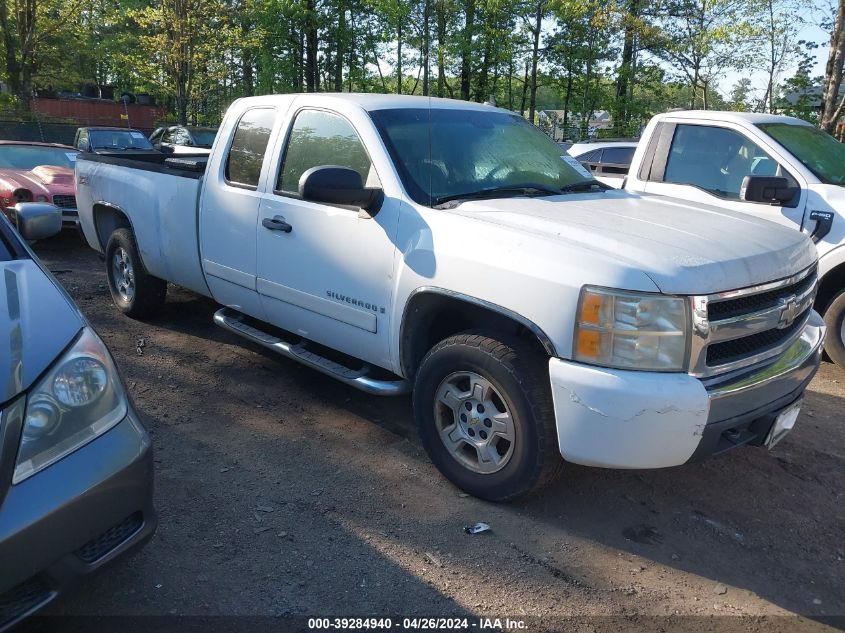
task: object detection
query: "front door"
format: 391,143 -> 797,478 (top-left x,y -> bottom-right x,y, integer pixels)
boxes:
255,107 -> 399,369
645,123 -> 807,230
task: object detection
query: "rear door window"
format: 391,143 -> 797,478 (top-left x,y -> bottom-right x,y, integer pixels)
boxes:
225,108 -> 277,189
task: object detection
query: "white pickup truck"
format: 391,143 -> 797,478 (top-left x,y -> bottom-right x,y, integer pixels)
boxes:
625,110 -> 845,367
76,94 -> 825,501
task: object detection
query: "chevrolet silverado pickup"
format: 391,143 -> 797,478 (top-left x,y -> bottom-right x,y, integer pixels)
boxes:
75,94 -> 825,501
626,110 -> 845,367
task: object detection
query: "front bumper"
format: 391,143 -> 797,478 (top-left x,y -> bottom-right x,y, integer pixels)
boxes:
0,402 -> 156,630
549,310 -> 825,469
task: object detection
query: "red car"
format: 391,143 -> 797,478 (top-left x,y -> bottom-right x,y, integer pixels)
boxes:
0,141 -> 80,226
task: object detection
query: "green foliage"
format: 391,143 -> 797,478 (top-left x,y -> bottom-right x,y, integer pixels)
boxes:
0,0 -> 837,132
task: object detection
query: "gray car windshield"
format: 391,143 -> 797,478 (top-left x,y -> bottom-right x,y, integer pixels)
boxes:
370,108 -> 593,206
757,123 -> 845,186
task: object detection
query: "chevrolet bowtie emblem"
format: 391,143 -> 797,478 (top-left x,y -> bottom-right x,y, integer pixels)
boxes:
777,295 -> 800,329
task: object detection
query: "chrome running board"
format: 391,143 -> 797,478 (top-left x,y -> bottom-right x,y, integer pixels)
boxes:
213,307 -> 409,396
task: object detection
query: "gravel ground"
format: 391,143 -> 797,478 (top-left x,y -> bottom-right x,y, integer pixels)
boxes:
26,233 -> 845,632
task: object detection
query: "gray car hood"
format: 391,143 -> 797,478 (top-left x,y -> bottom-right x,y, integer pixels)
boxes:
0,259 -> 82,404
452,190 -> 816,294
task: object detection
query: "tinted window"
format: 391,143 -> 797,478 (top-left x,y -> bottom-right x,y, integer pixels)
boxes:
171,128 -> 192,145
278,110 -> 372,194
225,108 -> 276,188
575,149 -> 601,162
191,129 -> 217,148
664,125 -> 788,200
601,146 -> 635,165
371,108 -> 590,205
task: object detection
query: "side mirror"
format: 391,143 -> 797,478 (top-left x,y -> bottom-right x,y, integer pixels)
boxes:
740,176 -> 798,205
14,202 -> 61,240
299,166 -> 383,213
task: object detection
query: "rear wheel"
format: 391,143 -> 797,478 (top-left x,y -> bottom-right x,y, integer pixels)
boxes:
105,228 -> 166,319
823,289 -> 845,368
412,332 -> 563,502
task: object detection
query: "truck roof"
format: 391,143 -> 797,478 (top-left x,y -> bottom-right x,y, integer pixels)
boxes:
654,109 -> 813,126
235,93 -> 498,113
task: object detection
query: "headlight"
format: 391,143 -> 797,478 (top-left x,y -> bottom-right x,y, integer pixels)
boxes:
13,327 -> 127,483
35,195 -> 48,202
573,286 -> 689,371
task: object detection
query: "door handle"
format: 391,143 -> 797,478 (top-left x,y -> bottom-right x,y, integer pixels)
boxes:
262,215 -> 292,233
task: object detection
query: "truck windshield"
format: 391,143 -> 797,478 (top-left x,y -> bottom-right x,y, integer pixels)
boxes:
369,108 -> 593,206
757,123 -> 845,186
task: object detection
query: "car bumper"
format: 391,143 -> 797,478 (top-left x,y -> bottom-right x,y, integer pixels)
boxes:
60,209 -> 79,227
549,310 -> 825,469
0,402 -> 156,630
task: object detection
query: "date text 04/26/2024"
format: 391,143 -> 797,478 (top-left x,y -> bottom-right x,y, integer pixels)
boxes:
307,618 -> 528,630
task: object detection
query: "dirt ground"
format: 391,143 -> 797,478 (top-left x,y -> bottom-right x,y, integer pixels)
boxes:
28,232 -> 845,631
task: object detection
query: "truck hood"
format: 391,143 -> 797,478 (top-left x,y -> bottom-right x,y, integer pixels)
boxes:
451,190 -> 816,294
0,260 -> 82,404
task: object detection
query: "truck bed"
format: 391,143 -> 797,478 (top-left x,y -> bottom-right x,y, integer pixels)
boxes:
75,153 -> 211,297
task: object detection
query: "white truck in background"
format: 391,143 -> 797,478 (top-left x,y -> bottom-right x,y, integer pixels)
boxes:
76,94 -> 824,501
625,111 -> 845,367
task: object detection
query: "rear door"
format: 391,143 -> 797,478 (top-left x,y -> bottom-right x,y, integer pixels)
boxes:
643,122 -> 807,230
255,105 -> 400,368
199,106 -> 278,318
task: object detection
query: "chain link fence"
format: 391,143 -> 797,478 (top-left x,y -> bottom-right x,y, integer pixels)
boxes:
0,120 -> 156,146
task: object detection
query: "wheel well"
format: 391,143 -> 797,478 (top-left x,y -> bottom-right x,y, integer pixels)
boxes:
816,263 -> 845,315
400,292 -> 554,379
92,204 -> 132,251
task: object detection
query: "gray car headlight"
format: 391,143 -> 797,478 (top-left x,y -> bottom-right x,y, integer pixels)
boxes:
573,286 -> 689,371
13,327 -> 127,484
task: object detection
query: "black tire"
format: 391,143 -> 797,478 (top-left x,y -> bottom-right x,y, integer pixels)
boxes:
412,332 -> 563,502
822,289 -> 845,368
105,228 -> 166,319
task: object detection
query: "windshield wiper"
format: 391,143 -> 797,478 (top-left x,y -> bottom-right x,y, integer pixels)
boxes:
433,184 -> 562,208
559,179 -> 611,192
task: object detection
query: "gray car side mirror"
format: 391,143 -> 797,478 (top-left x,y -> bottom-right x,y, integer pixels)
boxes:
14,202 -> 62,241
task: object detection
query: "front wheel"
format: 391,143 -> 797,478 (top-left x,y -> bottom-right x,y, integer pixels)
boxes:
412,333 -> 563,502
105,228 -> 166,319
823,289 -> 845,368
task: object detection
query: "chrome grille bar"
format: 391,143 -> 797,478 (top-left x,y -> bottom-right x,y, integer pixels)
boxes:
688,265 -> 817,378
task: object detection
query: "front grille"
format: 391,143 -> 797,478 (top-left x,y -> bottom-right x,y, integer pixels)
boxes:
0,576 -> 53,627
52,194 -> 77,209
708,270 -> 816,320
75,512 -> 143,563
706,311 -> 808,365
690,265 -> 817,377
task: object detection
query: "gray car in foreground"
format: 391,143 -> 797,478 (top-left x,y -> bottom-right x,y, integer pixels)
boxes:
0,203 -> 155,630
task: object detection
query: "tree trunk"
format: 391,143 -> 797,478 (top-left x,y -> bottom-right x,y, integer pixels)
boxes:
527,0 -> 544,123
460,0 -> 475,100
614,0 -> 638,126
396,21 -> 403,94
422,0 -> 430,95
305,0 -> 319,92
335,0 -> 346,91
436,0 -> 447,97
520,59 -> 529,114
821,0 -> 845,132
